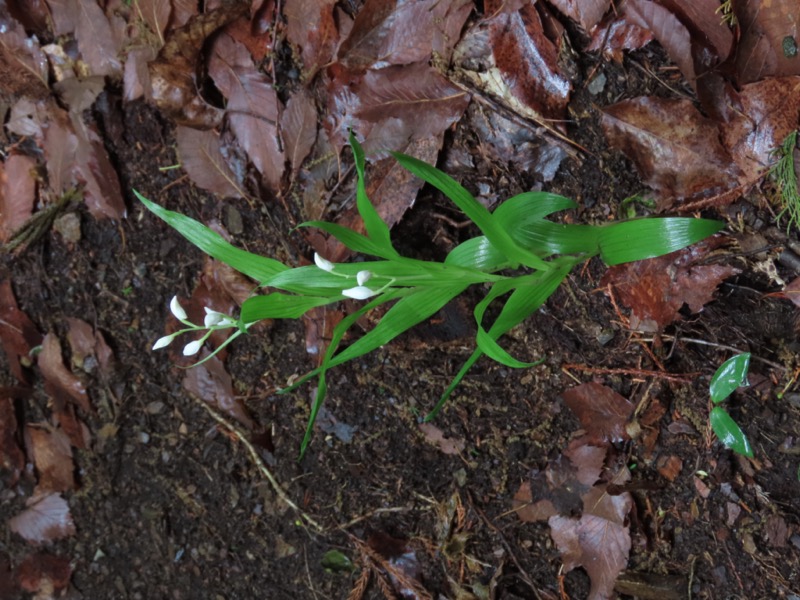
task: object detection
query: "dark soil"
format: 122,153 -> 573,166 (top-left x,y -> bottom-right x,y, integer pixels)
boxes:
2,30 -> 800,600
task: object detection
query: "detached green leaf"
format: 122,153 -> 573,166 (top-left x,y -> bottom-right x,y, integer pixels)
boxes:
710,353 -> 751,404
136,190 -> 288,283
710,406 -> 754,458
599,218 -> 724,265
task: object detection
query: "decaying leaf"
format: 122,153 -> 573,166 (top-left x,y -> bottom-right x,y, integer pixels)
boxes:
183,353 -> 254,429
134,0 -> 172,45
38,333 -> 91,414
600,238 -> 740,332
75,0 -> 123,77
8,493 -> 76,545
285,0 -> 338,77
0,279 -> 42,384
176,126 -> 247,198
27,426 -> 75,494
16,553 -> 72,596
0,12 -> 49,98
562,383 -> 634,443
0,154 -> 37,242
601,96 -> 740,203
733,0 -> 800,83
281,89 -> 318,175
418,423 -> 465,455
65,317 -> 114,375
548,0 -> 610,32
587,10 -> 653,61
0,397 -> 25,487
658,0 -> 734,64
208,33 -> 285,191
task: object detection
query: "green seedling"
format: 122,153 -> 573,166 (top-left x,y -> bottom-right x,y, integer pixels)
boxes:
138,133 -> 723,456
709,352 -> 753,458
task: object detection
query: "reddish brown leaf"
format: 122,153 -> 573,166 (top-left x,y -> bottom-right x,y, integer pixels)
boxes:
656,455 -> 682,482
72,116 -> 127,220
65,317 -> 114,375
625,0 -> 696,88
453,1 -> 571,123
548,0 -> 610,32
0,154 -> 37,242
0,13 -> 49,97
418,423 -> 465,455
38,333 -> 91,414
76,0 -> 123,76
285,0 -> 338,76
176,126 -> 247,198
600,238 -> 740,332
0,279 -> 42,384
26,426 -> 75,494
733,0 -> 800,83
337,0 -> 472,69
562,383 -> 634,444
281,89 -> 318,175
0,397 -> 25,487
208,33 -> 285,191
8,493 -> 76,545
784,276 -> 800,308
513,481 -> 557,522
183,353 -> 254,429
587,12 -> 653,61
42,110 -> 79,196
658,0 -> 734,63
601,96 -> 740,202
16,553 -> 71,595
134,0 -> 172,45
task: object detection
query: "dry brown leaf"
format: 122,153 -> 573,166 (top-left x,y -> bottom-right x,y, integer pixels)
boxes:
65,317 -> 114,375
134,0 -> 172,45
38,333 -> 91,414
601,96 -> 740,202
562,383 -> 634,444
16,553 -> 72,596
784,277 -> 800,307
209,33 -> 285,190
418,423 -> 465,455
0,397 -> 25,487
42,110 -> 79,196
72,115 -> 127,220
27,426 -> 75,494
658,0 -> 734,63
182,353 -> 254,429
76,0 -> 123,76
0,279 -> 42,384
548,0 -> 610,32
281,89 -> 318,175
600,238 -> 740,332
285,0 -> 338,77
8,493 -> 76,545
733,0 -> 800,83
0,154 -> 37,242
176,126 -> 246,198
124,46 -> 157,101
46,0 -> 78,36
0,13 -> 49,98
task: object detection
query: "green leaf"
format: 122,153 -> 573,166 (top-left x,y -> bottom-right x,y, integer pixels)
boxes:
349,133 -> 400,258
598,218 -> 724,265
494,191 -> 577,222
710,353 -> 751,404
241,293 -> 334,322
710,406 -> 754,458
321,549 -> 354,573
445,236 -> 509,271
511,221 -> 600,256
299,220 -> 396,259
136,190 -> 288,283
391,152 -> 552,271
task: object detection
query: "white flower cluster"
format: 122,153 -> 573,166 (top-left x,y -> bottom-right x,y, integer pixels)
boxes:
152,296 -> 241,356
314,253 -> 377,299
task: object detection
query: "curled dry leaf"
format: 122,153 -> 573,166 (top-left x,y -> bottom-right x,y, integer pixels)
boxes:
182,353 -> 254,430
38,333 -> 91,414
208,33 -> 285,191
601,96 -> 740,203
176,126 -> 246,198
562,383 -> 635,444
0,154 -> 37,242
8,493 -> 76,545
26,426 -> 75,494
0,397 -> 25,487
600,237 -> 740,332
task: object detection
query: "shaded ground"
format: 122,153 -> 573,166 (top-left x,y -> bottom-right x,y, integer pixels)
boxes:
3,8 -> 800,600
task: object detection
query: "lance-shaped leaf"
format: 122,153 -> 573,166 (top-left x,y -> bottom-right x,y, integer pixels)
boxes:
710,353 -> 751,405
241,293 -> 334,323
710,407 -> 754,458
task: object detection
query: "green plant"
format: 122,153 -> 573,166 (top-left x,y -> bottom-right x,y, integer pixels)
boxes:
771,129 -> 800,233
709,352 -> 753,457
137,133 -> 723,456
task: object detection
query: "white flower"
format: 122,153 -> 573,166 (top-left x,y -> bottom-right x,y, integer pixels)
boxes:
170,296 -> 188,321
314,253 -> 335,272
356,270 -> 372,286
342,285 -> 378,300
152,333 -> 176,350
203,307 -> 236,328
183,339 -> 203,356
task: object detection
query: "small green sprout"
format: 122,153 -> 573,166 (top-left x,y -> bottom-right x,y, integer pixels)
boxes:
709,353 -> 753,458
138,133 -> 724,457
770,130 -> 800,233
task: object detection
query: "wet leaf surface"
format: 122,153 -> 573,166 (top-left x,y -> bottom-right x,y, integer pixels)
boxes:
562,383 -> 635,443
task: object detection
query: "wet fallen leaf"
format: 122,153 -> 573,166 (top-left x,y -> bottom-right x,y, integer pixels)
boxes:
601,238 -> 740,331
733,0 -> 800,83
0,397 -> 25,487
418,423 -> 465,455
39,333 -> 91,414
8,493 -> 76,545
281,88 -> 318,176
562,383 -> 635,444
601,96 -> 740,203
16,553 -> 72,596
0,12 -> 49,98
548,0 -> 610,32
134,0 -> 172,45
208,33 -> 285,191
183,353 -> 254,429
0,153 -> 37,242
0,279 -> 42,384
75,0 -> 123,77
285,0 -> 338,77
658,0 -> 734,64
176,126 -> 247,198
587,10 -> 653,62
27,425 -> 75,494
72,116 -> 127,220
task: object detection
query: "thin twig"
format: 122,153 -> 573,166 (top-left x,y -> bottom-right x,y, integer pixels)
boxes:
633,334 -> 787,371
562,364 -> 698,382
192,397 -> 324,532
